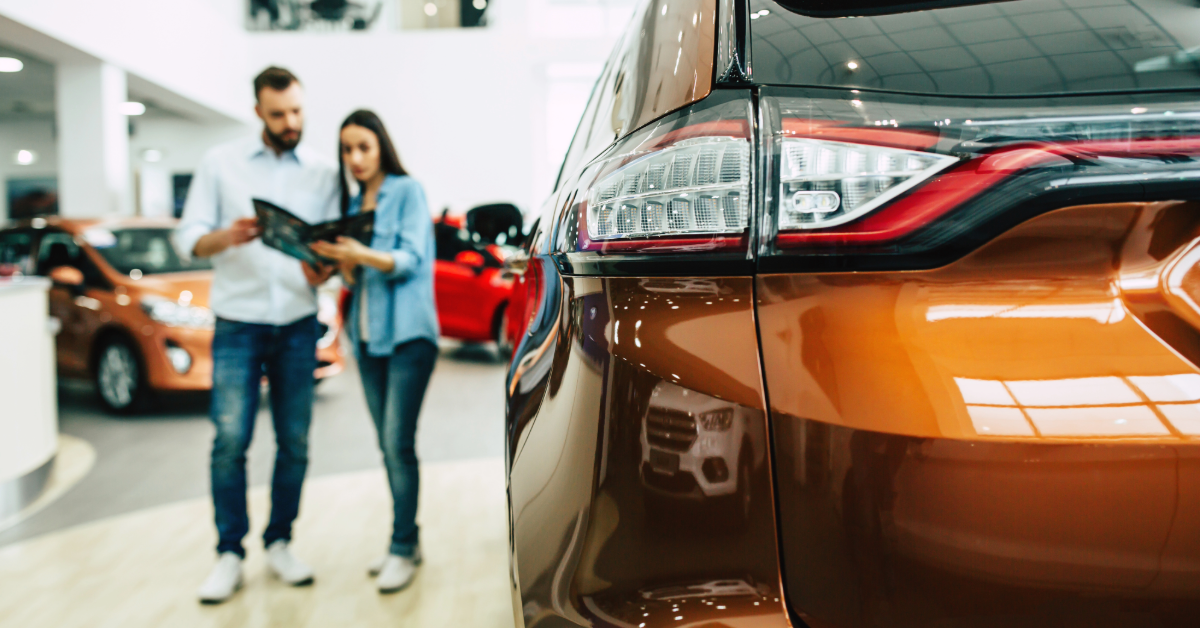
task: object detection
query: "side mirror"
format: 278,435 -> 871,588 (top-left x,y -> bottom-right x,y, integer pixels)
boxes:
454,250 -> 486,273
48,265 -> 84,288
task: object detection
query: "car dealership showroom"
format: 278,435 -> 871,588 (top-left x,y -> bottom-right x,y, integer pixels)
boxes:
4,0 -> 1200,627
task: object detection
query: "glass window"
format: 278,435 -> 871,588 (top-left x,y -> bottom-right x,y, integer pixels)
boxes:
750,0 -> 1200,96
86,228 -> 212,276
0,229 -> 36,276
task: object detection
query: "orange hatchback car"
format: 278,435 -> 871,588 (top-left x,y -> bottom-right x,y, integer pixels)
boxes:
0,217 -> 344,413
505,0 -> 1200,626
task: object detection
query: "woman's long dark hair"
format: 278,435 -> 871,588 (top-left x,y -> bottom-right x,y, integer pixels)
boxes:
338,109 -> 407,216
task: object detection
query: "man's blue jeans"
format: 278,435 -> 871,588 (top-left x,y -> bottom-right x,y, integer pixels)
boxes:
210,315 -> 317,557
356,339 -> 437,558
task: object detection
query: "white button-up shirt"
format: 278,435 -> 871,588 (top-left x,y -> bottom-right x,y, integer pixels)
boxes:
173,135 -> 340,326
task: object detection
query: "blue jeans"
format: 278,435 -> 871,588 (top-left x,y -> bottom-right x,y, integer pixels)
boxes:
209,315 -> 317,557
357,339 -> 437,557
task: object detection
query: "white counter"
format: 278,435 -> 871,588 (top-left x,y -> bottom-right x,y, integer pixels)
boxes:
0,277 -> 58,517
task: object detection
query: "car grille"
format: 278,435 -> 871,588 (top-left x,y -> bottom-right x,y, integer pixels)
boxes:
645,407 -> 697,453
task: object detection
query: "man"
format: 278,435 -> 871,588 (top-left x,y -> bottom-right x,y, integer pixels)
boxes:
174,66 -> 338,604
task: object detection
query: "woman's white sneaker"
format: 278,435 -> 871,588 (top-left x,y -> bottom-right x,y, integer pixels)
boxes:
375,553 -> 420,593
198,553 -> 243,604
266,540 -> 315,586
368,546 -> 421,577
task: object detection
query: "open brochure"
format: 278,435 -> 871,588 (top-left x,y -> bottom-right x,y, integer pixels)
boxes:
253,198 -> 374,265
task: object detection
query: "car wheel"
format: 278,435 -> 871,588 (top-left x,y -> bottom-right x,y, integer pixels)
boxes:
95,337 -> 146,414
495,306 -> 514,358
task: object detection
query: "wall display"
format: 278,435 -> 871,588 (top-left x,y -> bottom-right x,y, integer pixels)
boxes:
396,0 -> 488,30
246,0 -> 385,31
6,177 -> 58,220
172,174 -> 192,219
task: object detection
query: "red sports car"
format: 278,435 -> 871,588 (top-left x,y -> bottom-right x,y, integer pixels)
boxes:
433,203 -> 524,353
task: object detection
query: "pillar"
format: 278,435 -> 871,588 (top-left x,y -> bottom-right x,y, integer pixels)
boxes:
55,61 -> 131,217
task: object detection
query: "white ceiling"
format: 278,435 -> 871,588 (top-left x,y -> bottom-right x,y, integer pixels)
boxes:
0,44 -> 187,123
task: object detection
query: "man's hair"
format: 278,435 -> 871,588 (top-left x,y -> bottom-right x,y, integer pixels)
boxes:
253,66 -> 299,101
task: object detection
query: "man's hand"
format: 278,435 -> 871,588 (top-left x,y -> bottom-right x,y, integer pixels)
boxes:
302,261 -> 335,286
192,217 -> 261,258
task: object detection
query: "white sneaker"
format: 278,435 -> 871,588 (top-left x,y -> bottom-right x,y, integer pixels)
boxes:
198,553 -> 243,604
266,540 -> 315,586
368,546 -> 422,577
376,553 -> 420,593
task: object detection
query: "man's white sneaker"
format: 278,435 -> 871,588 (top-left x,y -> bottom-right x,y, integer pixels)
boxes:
368,546 -> 421,577
266,540 -> 315,586
376,553 -> 420,593
198,553 -> 243,604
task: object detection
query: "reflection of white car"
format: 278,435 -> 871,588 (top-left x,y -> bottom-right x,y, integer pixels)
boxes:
640,381 -> 764,500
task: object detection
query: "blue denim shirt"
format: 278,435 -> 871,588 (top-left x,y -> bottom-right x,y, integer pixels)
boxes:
347,175 -> 439,356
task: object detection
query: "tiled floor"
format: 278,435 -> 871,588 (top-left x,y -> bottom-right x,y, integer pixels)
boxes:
0,341 -> 514,627
0,461 -> 513,628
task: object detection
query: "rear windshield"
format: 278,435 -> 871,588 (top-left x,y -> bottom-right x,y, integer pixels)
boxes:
749,0 -> 1200,96
87,227 -> 212,276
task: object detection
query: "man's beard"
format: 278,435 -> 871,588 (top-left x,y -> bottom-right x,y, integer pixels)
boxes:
265,126 -> 302,152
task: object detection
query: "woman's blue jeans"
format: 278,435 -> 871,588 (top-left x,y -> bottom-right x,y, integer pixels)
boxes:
209,316 -> 317,558
356,339 -> 437,558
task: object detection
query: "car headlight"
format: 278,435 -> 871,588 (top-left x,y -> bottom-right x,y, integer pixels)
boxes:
141,295 -> 215,330
699,408 -> 734,431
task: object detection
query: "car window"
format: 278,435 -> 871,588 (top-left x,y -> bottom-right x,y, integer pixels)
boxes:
35,230 -> 108,288
434,221 -> 472,262
0,229 -> 36,276
86,227 -> 211,275
750,0 -> 1200,96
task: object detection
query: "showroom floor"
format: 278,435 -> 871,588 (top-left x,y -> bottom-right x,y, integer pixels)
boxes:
0,342 -> 514,628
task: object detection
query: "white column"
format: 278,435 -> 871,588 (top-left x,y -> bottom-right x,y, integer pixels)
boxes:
55,61 -> 132,217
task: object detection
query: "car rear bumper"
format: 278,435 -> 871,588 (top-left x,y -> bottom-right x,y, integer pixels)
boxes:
760,203 -> 1200,626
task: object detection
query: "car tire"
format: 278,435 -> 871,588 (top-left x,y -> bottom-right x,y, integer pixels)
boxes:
495,305 -> 514,359
95,336 -> 147,414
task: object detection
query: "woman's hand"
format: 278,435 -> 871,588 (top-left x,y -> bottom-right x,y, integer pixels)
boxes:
301,261 -> 335,286
312,236 -> 397,275
311,236 -> 371,264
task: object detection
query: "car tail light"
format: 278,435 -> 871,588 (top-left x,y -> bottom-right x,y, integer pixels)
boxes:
557,92 -> 754,256
762,91 -> 1200,265
777,138 -> 956,230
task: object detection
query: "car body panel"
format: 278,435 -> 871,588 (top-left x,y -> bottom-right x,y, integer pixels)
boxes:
758,202 -> 1200,626
433,213 -> 516,344
2,217 -> 344,396
507,274 -> 787,628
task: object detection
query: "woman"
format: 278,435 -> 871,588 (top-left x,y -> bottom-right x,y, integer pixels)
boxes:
311,110 -> 438,594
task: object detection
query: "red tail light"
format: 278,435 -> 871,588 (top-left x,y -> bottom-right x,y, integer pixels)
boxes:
763,91 -> 1200,263
556,92 -> 756,256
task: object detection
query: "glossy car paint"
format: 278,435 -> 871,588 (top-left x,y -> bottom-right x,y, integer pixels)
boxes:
8,217 -> 343,396
759,203 -> 1200,626
506,268 -> 789,628
509,0 -> 1200,625
433,213 -> 517,344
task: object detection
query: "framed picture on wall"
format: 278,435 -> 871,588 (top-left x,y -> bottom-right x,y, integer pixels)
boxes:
6,177 -> 58,220
246,0 -> 384,31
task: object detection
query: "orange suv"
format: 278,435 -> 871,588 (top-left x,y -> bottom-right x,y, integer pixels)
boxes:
504,0 -> 1200,626
0,217 -> 344,413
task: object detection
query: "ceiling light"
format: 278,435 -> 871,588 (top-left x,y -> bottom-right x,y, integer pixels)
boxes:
473,0 -> 486,8
1131,107 -> 1148,114
846,61 -> 859,70
424,3 -> 438,16
141,149 -> 163,163
0,57 -> 23,73
120,101 -> 146,116
14,149 -> 35,166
